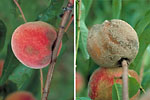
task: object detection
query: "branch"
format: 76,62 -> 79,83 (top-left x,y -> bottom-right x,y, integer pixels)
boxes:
13,0 -> 27,22
42,2 -> 73,100
122,60 -> 129,100
65,15 -> 74,32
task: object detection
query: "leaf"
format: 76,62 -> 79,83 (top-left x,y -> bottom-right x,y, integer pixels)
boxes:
82,0 -> 93,18
0,80 -> 17,99
112,0 -> 122,19
128,76 -> 140,98
76,97 -> 91,100
8,64 -> 34,89
0,20 -> 6,52
37,0 -> 65,27
79,21 -> 89,60
141,70 -> 150,90
112,83 -> 122,100
0,43 -> 20,86
112,76 -> 140,100
135,10 -> 150,36
78,2 -> 89,60
20,70 -> 41,99
131,26 -> 150,72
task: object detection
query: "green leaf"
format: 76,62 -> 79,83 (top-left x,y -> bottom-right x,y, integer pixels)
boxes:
8,64 -> 34,89
0,80 -> 17,99
82,0 -> 93,18
112,0 -> 122,19
20,70 -> 41,99
79,21 -> 89,60
131,26 -> 150,72
112,83 -> 122,100
0,20 -> 6,52
37,0 -> 65,27
79,2 -> 89,60
135,10 -> 150,36
112,76 -> 140,100
141,70 -> 150,90
0,43 -> 20,85
76,97 -> 91,100
128,76 -> 140,98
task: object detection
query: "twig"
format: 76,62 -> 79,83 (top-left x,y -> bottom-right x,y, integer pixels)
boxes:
75,0 -> 81,64
122,60 -> 129,100
40,69 -> 43,98
13,0 -> 27,22
42,1 -> 73,100
65,15 -> 74,32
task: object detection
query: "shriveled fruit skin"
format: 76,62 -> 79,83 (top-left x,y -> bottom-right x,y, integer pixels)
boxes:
76,72 -> 84,93
5,91 -> 35,100
88,67 -> 140,100
87,19 -> 139,67
11,21 -> 57,69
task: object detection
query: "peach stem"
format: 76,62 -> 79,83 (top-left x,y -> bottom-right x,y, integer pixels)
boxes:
122,60 -> 129,100
40,69 -> 44,98
13,0 -> 27,22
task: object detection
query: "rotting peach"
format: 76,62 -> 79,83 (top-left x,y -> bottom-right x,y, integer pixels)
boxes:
88,67 -> 140,100
11,21 -> 59,69
5,91 -> 35,100
76,72 -> 84,93
87,19 -> 139,67
0,59 -> 4,77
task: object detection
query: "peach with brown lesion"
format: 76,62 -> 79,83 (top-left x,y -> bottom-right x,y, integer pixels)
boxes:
39,55 -> 51,65
24,45 -> 39,55
92,42 -> 101,59
107,33 -> 120,45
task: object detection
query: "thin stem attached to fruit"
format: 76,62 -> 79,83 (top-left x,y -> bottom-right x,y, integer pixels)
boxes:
42,1 -> 73,100
13,0 -> 27,22
122,60 -> 129,100
40,69 -> 43,98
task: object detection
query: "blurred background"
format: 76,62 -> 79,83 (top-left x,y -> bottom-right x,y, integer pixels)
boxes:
76,0 -> 150,99
0,0 -> 74,100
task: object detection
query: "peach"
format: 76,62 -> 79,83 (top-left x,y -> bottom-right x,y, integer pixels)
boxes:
11,21 -> 59,69
87,19 -> 139,67
5,91 -> 35,100
0,59 -> 4,77
76,72 -> 84,93
88,67 -> 140,100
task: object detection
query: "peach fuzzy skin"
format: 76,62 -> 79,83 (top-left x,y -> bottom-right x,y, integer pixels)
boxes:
88,67 -> 140,100
87,19 -> 139,67
76,72 -> 84,93
5,91 -> 35,100
11,21 -> 57,69
0,60 -> 4,77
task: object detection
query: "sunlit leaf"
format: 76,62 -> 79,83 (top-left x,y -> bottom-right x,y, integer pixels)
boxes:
128,76 -> 140,98
112,83 -> 122,100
